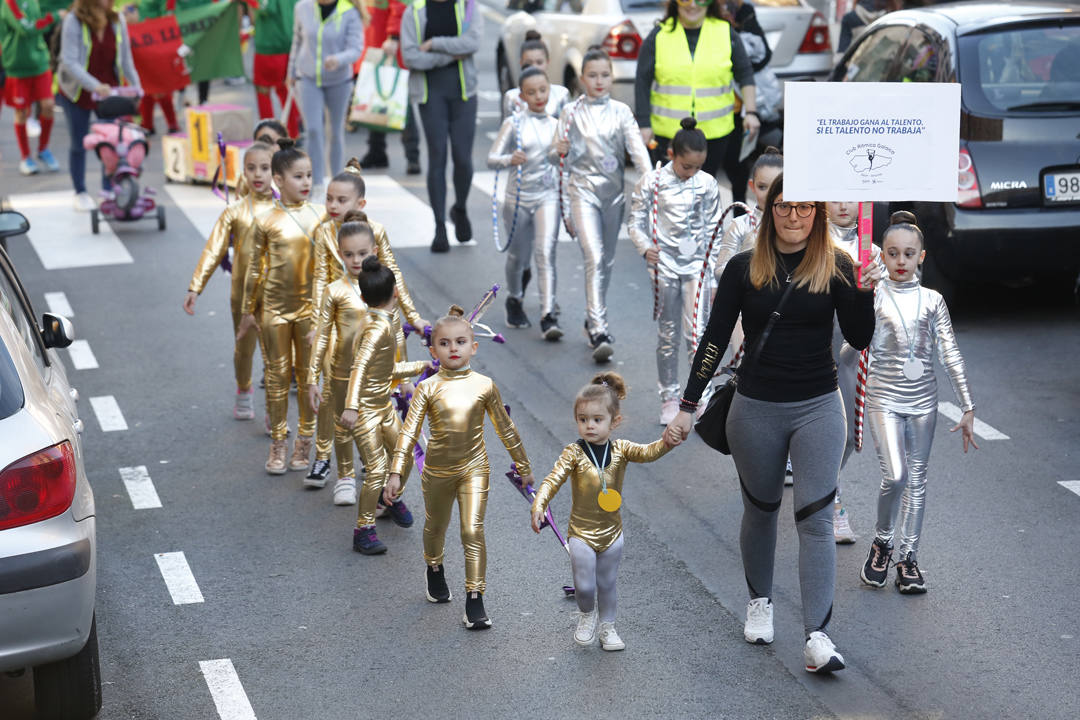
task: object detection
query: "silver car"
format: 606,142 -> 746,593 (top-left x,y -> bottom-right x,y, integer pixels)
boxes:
497,0 -> 834,109
0,211 -> 99,719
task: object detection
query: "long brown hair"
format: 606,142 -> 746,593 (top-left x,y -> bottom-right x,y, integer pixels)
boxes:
749,172 -> 843,293
72,0 -> 117,34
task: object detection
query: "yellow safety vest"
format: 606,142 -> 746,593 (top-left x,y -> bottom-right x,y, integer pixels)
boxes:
650,18 -> 735,139
314,0 -> 353,87
412,0 -> 468,103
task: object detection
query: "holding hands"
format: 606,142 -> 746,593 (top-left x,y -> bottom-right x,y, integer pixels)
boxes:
665,410 -> 693,448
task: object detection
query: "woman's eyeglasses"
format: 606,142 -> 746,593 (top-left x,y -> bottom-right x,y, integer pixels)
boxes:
773,202 -> 816,218
675,0 -> 714,7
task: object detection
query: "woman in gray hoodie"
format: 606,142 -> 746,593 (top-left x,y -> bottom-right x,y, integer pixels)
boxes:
287,0 -> 364,188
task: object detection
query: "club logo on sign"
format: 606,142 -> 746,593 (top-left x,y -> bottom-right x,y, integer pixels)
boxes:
846,143 -> 896,184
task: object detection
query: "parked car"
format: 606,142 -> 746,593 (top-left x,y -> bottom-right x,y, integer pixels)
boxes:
831,1 -> 1080,291
0,211 -> 100,719
498,0 -> 833,112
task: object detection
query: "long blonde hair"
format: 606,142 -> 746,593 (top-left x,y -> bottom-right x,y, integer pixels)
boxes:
749,172 -> 845,294
72,0 -> 117,34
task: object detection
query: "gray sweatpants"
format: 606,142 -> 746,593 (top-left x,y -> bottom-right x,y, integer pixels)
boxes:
569,534 -> 624,623
727,390 -> 846,636
296,78 -> 353,186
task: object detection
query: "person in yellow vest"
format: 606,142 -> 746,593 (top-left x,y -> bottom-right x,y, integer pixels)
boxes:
634,0 -> 759,178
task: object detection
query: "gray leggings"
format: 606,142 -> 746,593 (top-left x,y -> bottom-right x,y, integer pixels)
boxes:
296,78 -> 353,186
569,534 -> 624,623
727,390 -> 846,636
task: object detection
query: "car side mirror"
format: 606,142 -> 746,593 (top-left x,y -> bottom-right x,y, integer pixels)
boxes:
41,313 -> 75,349
0,210 -> 29,239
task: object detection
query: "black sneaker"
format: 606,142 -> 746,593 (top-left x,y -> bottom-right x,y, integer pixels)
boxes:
431,226 -> 450,253
406,160 -> 422,175
589,332 -> 615,363
303,458 -> 332,488
426,564 -> 452,603
386,498 -> 414,528
540,313 -> 563,341
359,150 -> 389,169
895,553 -> 927,594
449,205 -> 472,242
860,538 -> 892,588
352,526 -> 387,555
463,591 -> 492,630
505,297 -> 531,328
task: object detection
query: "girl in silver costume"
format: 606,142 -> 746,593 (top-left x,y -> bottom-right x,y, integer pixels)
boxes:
860,211 -> 978,594
628,117 -> 722,425
487,67 -> 561,336
551,46 -> 651,363
501,30 -> 570,119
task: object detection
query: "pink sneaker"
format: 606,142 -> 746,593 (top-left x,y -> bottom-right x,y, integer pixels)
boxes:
234,388 -> 255,420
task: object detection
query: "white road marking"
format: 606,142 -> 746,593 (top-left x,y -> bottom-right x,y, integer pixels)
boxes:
1058,481 -> 1080,498
89,395 -> 128,432
164,184 -> 225,239
199,659 -> 257,720
66,339 -> 98,370
119,466 -> 162,509
155,551 -> 204,604
44,291 -> 74,317
485,130 -> 498,140
476,110 -> 502,119
11,191 -> 133,269
937,401 -> 1010,440
477,90 -> 503,102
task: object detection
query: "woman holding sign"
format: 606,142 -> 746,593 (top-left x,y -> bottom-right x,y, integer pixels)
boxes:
665,176 -> 880,673
634,0 -> 758,177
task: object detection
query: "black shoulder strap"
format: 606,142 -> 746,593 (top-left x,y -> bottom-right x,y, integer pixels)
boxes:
739,278 -> 797,373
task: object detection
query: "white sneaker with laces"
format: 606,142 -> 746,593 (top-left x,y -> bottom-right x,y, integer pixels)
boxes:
574,609 -> 598,646
333,477 -> 357,506
744,597 -> 774,644
234,388 -> 255,420
598,622 -> 625,651
73,192 -> 96,211
659,398 -> 679,425
833,504 -> 857,544
804,631 -> 845,673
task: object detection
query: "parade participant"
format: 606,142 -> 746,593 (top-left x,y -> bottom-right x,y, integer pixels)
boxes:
400,0 -> 483,253
139,0 -> 214,106
183,142 -> 276,421
501,30 -> 569,119
531,373 -> 672,651
666,174 -> 879,673
57,0 -> 142,211
2,0 -> 60,175
253,0 -> 301,138
131,0 -> 178,136
634,0 -> 758,175
287,0 -> 364,190
628,117 -> 722,425
486,66 -> 560,334
860,211 -> 976,594
383,305 -> 535,629
237,139 -> 325,475
551,45 -> 650,363
335,254 -> 429,554
235,119 -> 290,199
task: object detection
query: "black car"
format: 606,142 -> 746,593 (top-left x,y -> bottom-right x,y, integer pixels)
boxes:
830,1 -> 1080,292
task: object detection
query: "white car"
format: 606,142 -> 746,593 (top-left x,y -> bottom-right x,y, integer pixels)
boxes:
0,211 -> 100,719
497,0 -> 833,110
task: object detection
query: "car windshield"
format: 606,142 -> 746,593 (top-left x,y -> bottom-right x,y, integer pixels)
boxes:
961,22 -> 1080,114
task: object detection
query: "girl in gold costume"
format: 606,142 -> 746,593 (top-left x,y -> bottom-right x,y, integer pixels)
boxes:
531,373 -> 673,651
384,306 -> 535,630
182,143 -> 276,421
238,139 -> 325,475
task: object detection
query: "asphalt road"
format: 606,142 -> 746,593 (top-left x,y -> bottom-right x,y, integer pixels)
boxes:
2,3 -> 1079,718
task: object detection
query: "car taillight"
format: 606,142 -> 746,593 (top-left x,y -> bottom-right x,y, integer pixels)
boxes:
957,147 -> 982,208
798,12 -> 832,54
0,442 -> 77,531
603,20 -> 641,60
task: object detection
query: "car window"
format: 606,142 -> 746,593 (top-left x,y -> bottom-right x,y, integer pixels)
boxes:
842,26 -> 911,82
896,29 -> 941,83
0,337 -> 24,421
960,22 -> 1080,114
0,262 -> 47,375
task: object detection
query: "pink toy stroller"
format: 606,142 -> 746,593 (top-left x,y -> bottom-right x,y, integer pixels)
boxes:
83,89 -> 166,234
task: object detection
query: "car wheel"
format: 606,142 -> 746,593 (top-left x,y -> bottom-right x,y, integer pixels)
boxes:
33,613 -> 102,720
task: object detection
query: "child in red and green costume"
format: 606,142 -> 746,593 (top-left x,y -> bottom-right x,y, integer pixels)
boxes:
134,0 -> 182,133
251,0 -> 300,138
2,0 -> 59,174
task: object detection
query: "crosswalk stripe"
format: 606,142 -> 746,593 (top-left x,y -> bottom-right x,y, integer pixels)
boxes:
119,465 -> 162,509
1058,481 -> 1080,498
155,551 -> 204,604
44,291 -> 74,317
199,659 -> 257,720
10,191 -> 133,269
89,395 -> 128,432
66,339 -> 98,370
937,401 -> 1010,441
163,184 -> 223,239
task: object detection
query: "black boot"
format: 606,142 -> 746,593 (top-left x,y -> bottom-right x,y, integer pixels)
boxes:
425,564 -> 452,603
431,224 -> 450,253
359,149 -> 389,169
463,591 -> 492,630
504,296 -> 531,328
449,205 -> 472,242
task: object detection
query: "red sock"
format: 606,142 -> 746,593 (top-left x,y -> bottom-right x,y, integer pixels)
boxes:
38,115 -> 53,151
256,90 -> 274,120
14,122 -> 31,159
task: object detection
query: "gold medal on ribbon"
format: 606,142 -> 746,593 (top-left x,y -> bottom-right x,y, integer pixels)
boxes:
597,488 -> 622,512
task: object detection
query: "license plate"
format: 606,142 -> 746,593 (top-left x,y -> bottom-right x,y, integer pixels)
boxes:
1044,170 -> 1080,203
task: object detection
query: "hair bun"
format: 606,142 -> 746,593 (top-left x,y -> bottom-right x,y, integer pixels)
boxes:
524,29 -> 542,41
275,138 -> 296,151
447,304 -> 466,319
890,210 -> 918,226
342,209 -> 368,223
762,145 -> 781,156
591,372 -> 627,400
344,157 -> 363,175
361,255 -> 382,273
679,117 -> 697,131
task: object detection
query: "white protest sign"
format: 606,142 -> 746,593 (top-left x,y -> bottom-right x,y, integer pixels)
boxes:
782,82 -> 961,202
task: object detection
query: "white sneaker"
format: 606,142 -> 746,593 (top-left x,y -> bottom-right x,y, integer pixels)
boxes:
833,504 -> 857,544
598,622 -> 625,651
73,192 -> 97,211
574,609 -> 598,646
804,631 -> 845,673
744,597 -> 774,644
333,477 -> 357,506
233,387 -> 255,420
659,398 -> 679,425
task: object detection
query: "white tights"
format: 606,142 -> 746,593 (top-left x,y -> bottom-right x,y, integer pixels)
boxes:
569,534 -> 624,623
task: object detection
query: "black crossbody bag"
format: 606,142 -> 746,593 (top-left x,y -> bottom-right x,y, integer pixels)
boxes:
694,278 -> 797,454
